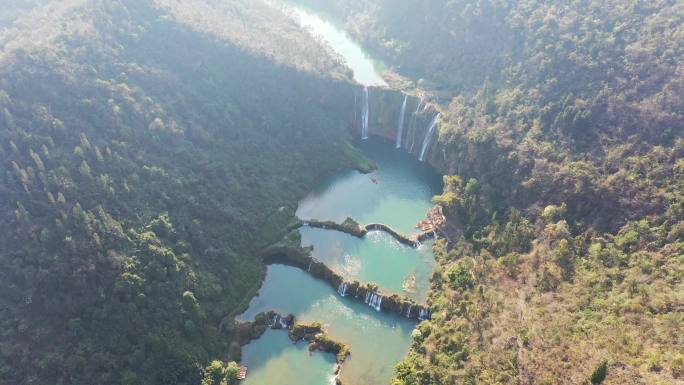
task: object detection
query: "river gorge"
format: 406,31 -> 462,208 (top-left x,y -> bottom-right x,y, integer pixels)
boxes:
234,2 -> 445,384
237,136 -> 441,385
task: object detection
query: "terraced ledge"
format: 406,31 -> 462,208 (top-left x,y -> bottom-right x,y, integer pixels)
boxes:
298,217 -> 436,247
231,311 -> 349,384
260,241 -> 432,321
220,215 -> 437,332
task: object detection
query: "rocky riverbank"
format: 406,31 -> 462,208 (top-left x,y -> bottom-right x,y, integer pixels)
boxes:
260,235 -> 432,321
299,217 -> 437,247
231,311 -> 350,385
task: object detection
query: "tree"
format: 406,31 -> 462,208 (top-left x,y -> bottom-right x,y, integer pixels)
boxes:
447,265 -> 473,290
224,362 -> 239,384
79,160 -> 91,178
14,202 -> 29,222
393,361 -> 418,385
589,360 -> 608,385
201,360 -> 238,385
182,291 -> 200,315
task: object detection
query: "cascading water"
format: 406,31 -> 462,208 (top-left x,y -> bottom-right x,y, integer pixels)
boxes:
337,282 -> 348,296
405,304 -> 412,318
407,99 -> 423,152
395,95 -> 408,149
418,308 -> 430,321
414,102 -> 432,154
363,292 -> 382,312
418,113 -> 440,162
307,261 -> 312,272
361,86 -> 369,139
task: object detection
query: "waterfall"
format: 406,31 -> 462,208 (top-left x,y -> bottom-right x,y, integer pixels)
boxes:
395,95 -> 408,148
361,86 -> 369,139
364,292 -> 382,312
418,113 -> 440,162
407,99 -> 423,152
418,308 -> 430,321
355,286 -> 359,297
271,314 -> 290,329
307,261 -> 312,272
337,282 -> 348,296
406,304 -> 412,318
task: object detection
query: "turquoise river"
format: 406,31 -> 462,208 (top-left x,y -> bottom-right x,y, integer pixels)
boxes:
237,2 -> 441,385
237,139 -> 442,385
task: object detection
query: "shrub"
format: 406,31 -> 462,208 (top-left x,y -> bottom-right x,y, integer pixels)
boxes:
672,354 -> 684,379
447,266 -> 473,290
589,360 -> 608,385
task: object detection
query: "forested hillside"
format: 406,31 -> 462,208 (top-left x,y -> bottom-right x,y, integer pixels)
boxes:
0,1 -> 363,384
2,0 -> 682,384
300,1 -> 684,384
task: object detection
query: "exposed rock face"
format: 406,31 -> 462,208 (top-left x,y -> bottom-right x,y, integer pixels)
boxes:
234,313 -> 350,365
261,239 -> 432,321
356,86 -> 440,158
300,218 -> 428,247
290,322 -> 351,363
302,217 -> 367,238
231,310 -> 294,346
426,204 -> 461,248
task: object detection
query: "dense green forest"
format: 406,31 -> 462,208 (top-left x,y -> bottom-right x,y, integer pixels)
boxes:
306,0 -> 684,384
0,1 -> 364,384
